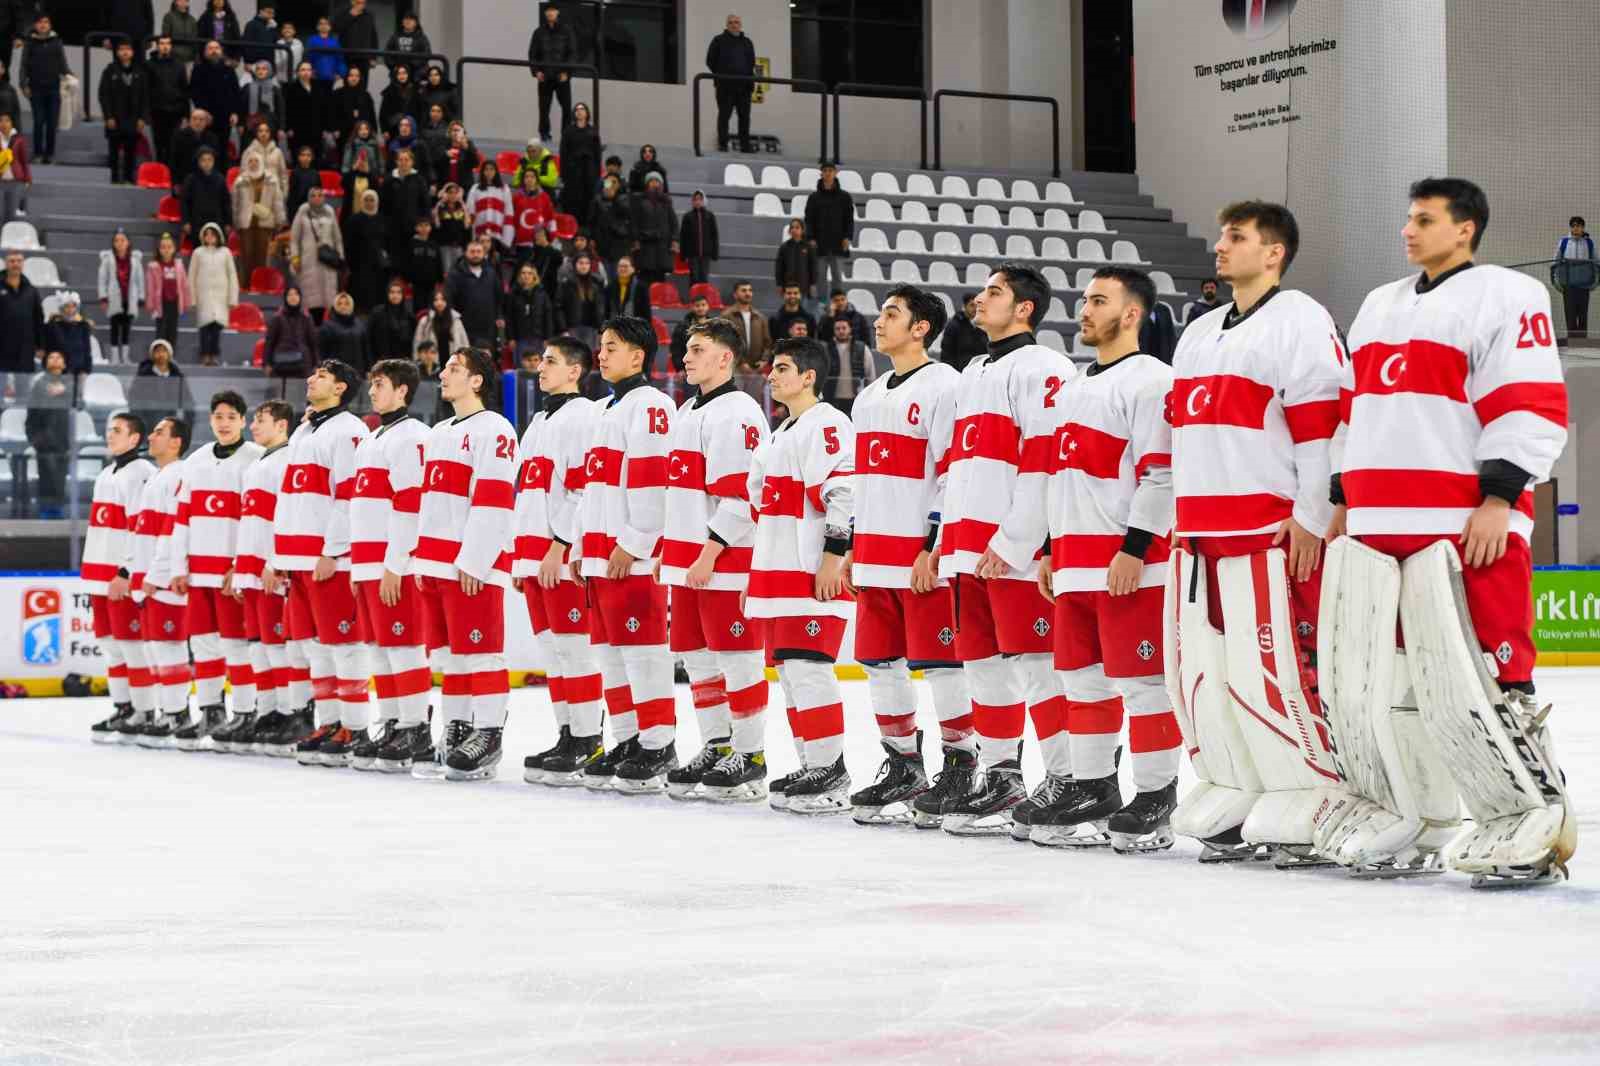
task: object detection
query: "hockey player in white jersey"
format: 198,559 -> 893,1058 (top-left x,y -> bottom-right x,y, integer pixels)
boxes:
85,413 -> 156,740
656,318 -> 771,801
514,337 -> 606,786
1030,267 -> 1182,851
840,284 -> 976,826
126,416 -> 195,746
1318,177 -> 1574,886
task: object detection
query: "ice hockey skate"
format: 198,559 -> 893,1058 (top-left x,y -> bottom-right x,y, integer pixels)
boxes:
1010,772 -> 1072,842
263,706 -> 313,758
1109,781 -> 1178,853
90,703 -> 135,743
415,719 -> 472,780
582,737 -> 638,791
209,710 -> 255,754
612,742 -> 678,794
700,750 -> 767,803
910,745 -> 979,829
172,704 -> 227,752
942,759 -> 1025,836
138,709 -> 191,749
540,732 -> 604,786
446,727 -> 504,781
849,739 -> 929,825
373,722 -> 433,773
350,719 -> 396,771
294,721 -> 341,765
1031,774 -> 1121,848
666,737 -> 730,800
1195,826 -> 1274,864
314,725 -> 361,768
768,765 -> 806,811
523,725 -> 569,784
783,757 -> 851,815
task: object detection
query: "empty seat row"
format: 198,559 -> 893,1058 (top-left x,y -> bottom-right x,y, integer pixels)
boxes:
1,219 -> 43,251
724,163 -> 1080,205
853,228 -> 1143,264
753,192 -> 1110,234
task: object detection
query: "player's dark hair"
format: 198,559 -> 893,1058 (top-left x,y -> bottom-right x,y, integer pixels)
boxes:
600,315 -> 657,366
1409,177 -> 1489,251
209,389 -> 248,416
1571,216 -> 1586,228
685,316 -> 746,365
318,358 -> 361,402
1217,200 -> 1301,271
990,262 -> 1052,329
255,399 -> 293,426
110,411 -> 146,443
158,416 -> 192,454
772,337 -> 829,397
884,283 -> 948,344
547,335 -> 594,375
1090,266 -> 1157,315
369,358 -> 420,408
455,347 -> 500,408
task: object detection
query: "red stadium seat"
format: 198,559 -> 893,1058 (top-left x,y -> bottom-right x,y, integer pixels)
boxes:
497,149 -> 522,176
228,303 -> 266,333
252,339 -> 265,368
136,162 -> 171,189
649,281 -> 685,310
652,316 -> 671,346
688,283 -> 724,309
179,234 -> 195,255
673,251 -> 689,275
227,230 -> 241,254
155,195 -> 181,222
319,170 -> 343,195
247,266 -> 284,294
225,165 -> 240,190
551,212 -> 578,240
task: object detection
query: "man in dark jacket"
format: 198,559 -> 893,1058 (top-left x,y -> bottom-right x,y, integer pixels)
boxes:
771,285 -> 814,341
446,239 -> 504,349
936,291 -> 988,373
385,11 -> 433,81
0,250 -> 44,377
25,350 -> 73,517
189,40 -> 240,129
99,41 -> 151,185
145,36 -> 190,169
406,216 -> 445,303
773,218 -> 817,300
705,13 -> 754,153
107,0 -> 156,49
332,0 -> 380,66
676,189 -> 719,285
240,3 -> 278,65
170,108 -> 223,189
628,173 -> 677,287
804,162 -> 854,298
1138,299 -> 1178,363
527,4 -> 576,141
20,14 -> 67,162
817,289 -> 870,349
180,146 -> 229,237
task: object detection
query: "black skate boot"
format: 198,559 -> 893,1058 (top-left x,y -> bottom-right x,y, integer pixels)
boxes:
414,718 -> 471,780
783,756 -> 851,815
315,724 -> 361,768
911,745 -> 979,829
1108,780 -> 1178,854
374,721 -> 433,773
523,725 -> 570,784
245,709 -> 286,754
1009,773 -> 1073,842
849,736 -> 929,825
115,708 -> 153,740
613,741 -> 679,794
91,702 -> 135,743
445,726 -> 504,781
173,703 -> 228,752
266,706 -> 315,758
1030,773 -> 1122,848
210,710 -> 255,754
942,758 -> 1026,836
666,736 -> 731,801
350,719 -> 396,771
582,736 -> 639,791
700,750 -> 767,803
138,709 -> 191,749
768,765 -> 807,811
542,731 -> 604,786
294,721 -> 342,765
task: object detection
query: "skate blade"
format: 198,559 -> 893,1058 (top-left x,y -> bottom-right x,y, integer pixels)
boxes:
543,770 -> 590,787
1197,842 -> 1275,865
374,759 -> 414,773
1350,853 -> 1446,880
322,755 -> 353,769
943,812 -> 1017,837
1030,821 -> 1112,849
172,739 -> 201,752
768,792 -> 791,811
666,781 -> 704,801
1272,846 -> 1336,871
1008,819 -> 1033,842
612,774 -> 669,795
851,802 -> 915,826
703,782 -> 767,803
350,757 -> 377,772
786,794 -> 851,816
90,731 -> 121,744
411,762 -> 450,780
1469,862 -> 1568,890
1111,829 -> 1176,854
444,765 -> 500,782
910,810 -> 943,830
522,767 -> 547,785
294,752 -> 322,766
582,776 -> 615,791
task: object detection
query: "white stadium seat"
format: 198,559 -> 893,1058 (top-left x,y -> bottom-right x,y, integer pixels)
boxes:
895,230 -> 928,254
1075,268 -> 1097,289
975,178 -> 1007,201
856,228 -> 890,253
932,232 -> 964,257
797,167 -> 821,188
1043,208 -> 1073,231
1151,270 -> 1180,294
847,288 -> 879,315
869,172 -> 901,195
864,199 -> 895,222
89,335 -> 104,365
1007,207 -> 1038,229
941,176 -> 972,199
1045,181 -> 1078,204
1046,297 -> 1070,322
82,373 -> 126,414
928,261 -> 960,286
1004,235 -> 1035,259
1038,329 -> 1067,354
1112,239 -> 1143,263
1076,209 -> 1108,232
890,259 -> 922,283
789,194 -> 808,216
23,257 -> 61,287
0,406 -> 27,447
966,262 -> 991,286
74,410 -> 98,445
1,220 -> 43,250
760,165 -> 793,189
851,258 -> 885,282
1040,236 -> 1071,261
838,169 -> 867,194
969,233 -> 1000,258
1076,238 -> 1108,262
937,203 -> 968,227
971,204 -> 1002,228
935,291 -> 955,317
1011,180 -> 1041,203
753,192 -> 784,217
723,163 -> 755,187
905,173 -> 937,198
1042,266 -> 1070,289
900,201 -> 931,225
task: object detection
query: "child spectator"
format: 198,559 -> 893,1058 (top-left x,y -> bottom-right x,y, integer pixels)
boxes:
189,221 -> 239,366
306,18 -> 346,90
180,145 -> 230,239
98,229 -> 144,365
466,160 -> 514,258
275,20 -> 304,82
285,142 -> 320,221
241,118 -> 288,190
433,182 -> 470,274
45,293 -> 96,375
145,232 -> 191,348
511,167 -> 556,264
0,111 -> 33,222
437,120 -> 480,189
405,215 -> 444,300
413,285 -> 467,360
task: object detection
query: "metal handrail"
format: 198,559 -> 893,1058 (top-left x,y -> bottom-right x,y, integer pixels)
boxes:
301,45 -> 451,74
455,57 -> 600,129
830,83 -> 926,169
932,89 -> 1060,178
691,72 -> 827,163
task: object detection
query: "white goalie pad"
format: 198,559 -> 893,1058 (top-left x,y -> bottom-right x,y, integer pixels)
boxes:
1398,541 -> 1575,876
1313,537 -> 1462,868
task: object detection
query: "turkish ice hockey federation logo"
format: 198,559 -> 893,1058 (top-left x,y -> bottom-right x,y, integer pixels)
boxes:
22,588 -> 62,665
1136,639 -> 1156,662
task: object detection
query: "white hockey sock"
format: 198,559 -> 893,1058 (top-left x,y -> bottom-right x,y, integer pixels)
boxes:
781,659 -> 844,768
386,643 -> 431,726
555,632 -> 604,738
302,639 -> 337,724
222,637 -> 254,715
535,628 -> 569,729
864,660 -> 918,754
925,666 -> 976,752
592,640 -> 637,743
1059,662 -> 1122,780
105,643 -> 129,704
682,648 -> 731,744
151,640 -> 190,714
621,643 -> 675,750
119,638 -> 157,714
190,630 -> 226,705
964,654 -> 1024,769
281,639 -> 310,709
719,650 -> 768,754
440,651 -> 471,725
1116,673 -> 1181,792
333,642 -> 371,729
460,651 -> 509,728
1020,653 -> 1072,777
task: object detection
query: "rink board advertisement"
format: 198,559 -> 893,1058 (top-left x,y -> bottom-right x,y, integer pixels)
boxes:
1532,568 -> 1600,654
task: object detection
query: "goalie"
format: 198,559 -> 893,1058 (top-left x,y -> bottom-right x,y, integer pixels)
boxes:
1318,177 -> 1574,888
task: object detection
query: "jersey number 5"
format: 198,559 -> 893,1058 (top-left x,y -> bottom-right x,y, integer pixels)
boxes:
822,426 -> 840,455
1516,311 -> 1554,348
648,408 -> 669,435
744,425 -> 760,450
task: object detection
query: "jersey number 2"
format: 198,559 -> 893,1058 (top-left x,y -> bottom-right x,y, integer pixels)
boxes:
1043,376 -> 1063,408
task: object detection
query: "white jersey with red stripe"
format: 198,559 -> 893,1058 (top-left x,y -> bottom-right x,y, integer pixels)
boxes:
128,459 -> 185,604
745,400 -> 855,620
270,408 -> 369,572
413,408 -> 520,588
233,443 -> 291,592
850,359 -> 959,589
936,337 -> 1074,581
1169,290 -> 1346,541
169,440 -> 265,588
659,382 -> 768,591
576,377 -> 673,578
1046,352 -> 1175,593
1335,264 -> 1567,542
349,414 -> 431,582
81,452 -> 155,594
512,394 -> 599,580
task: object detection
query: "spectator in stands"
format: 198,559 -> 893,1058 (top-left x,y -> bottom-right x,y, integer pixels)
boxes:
1139,298 -> 1178,364
275,20 -> 304,81
262,283 -> 317,376
389,114 -> 430,181
558,230 -> 607,285
338,129 -> 380,224
24,349 -> 71,517
414,285 -> 467,361
385,11 -> 433,82
525,226 -> 563,291
45,292 -> 95,376
284,61 -> 328,163
420,65 -> 457,121
515,136 -> 560,193
318,291 -> 367,370
306,18 -> 346,91
818,289 -> 868,344
467,160 -> 515,259
629,144 -> 669,195
343,188 -> 387,313
606,254 -> 650,319
242,118 -> 288,189
332,0 -> 379,67
419,101 -> 451,167
241,60 -> 283,135
285,142 -> 319,220
162,0 -> 201,64
99,41 -> 151,186
527,3 -> 576,141
0,110 -> 33,223
131,339 -> 191,427
825,315 -> 875,415
190,221 -> 239,366
232,151 -> 284,282
146,37 -> 190,170
720,279 -> 770,367
145,232 -> 190,348
413,337 -> 442,382
340,116 -> 382,184
170,109 -> 222,191
379,64 -> 417,136
447,238 -> 503,349
332,66 -> 376,150
98,229 -> 144,365
805,162 -> 854,298
0,249 -> 43,378
935,291 -> 986,373
289,184 -> 343,323
437,120 -> 481,189
21,13 -> 67,163
774,218 -> 817,302
785,318 -> 810,339
1182,277 -> 1220,323
630,173 -> 677,287
241,4 -> 278,65
385,145 -> 431,260
560,101 -> 601,222
507,262 -> 556,363
1557,216 -> 1596,339
677,189 -> 719,285
670,293 -> 714,371
706,13 -> 754,154
200,0 -> 243,60
190,41 -> 240,132
589,176 -> 634,272
511,167 -> 556,264
365,278 -> 414,362
180,145 -> 230,239
406,215 -> 444,299
596,154 -> 624,198
555,252 -> 604,345
0,60 -> 20,133
771,284 -> 815,340
434,181 -> 470,273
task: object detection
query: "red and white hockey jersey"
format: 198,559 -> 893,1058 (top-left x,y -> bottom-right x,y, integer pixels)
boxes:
233,443 -> 292,592
349,413 -> 431,582
1045,352 -> 1175,593
466,184 -> 514,248
413,408 -> 520,588
271,407 -> 369,572
1336,264 -> 1567,542
512,394 -> 598,578
936,337 -> 1074,581
81,451 -> 155,593
127,459 -> 185,604
745,400 -> 855,620
170,439 -> 265,587
659,381 -> 768,591
1169,290 -> 1345,540
577,377 -> 673,578
850,360 -> 959,588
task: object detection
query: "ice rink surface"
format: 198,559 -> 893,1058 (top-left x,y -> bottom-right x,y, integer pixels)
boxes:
3,671 -> 1599,1066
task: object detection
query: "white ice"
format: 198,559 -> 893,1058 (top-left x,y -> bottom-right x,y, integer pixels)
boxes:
3,670 -> 1599,1066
